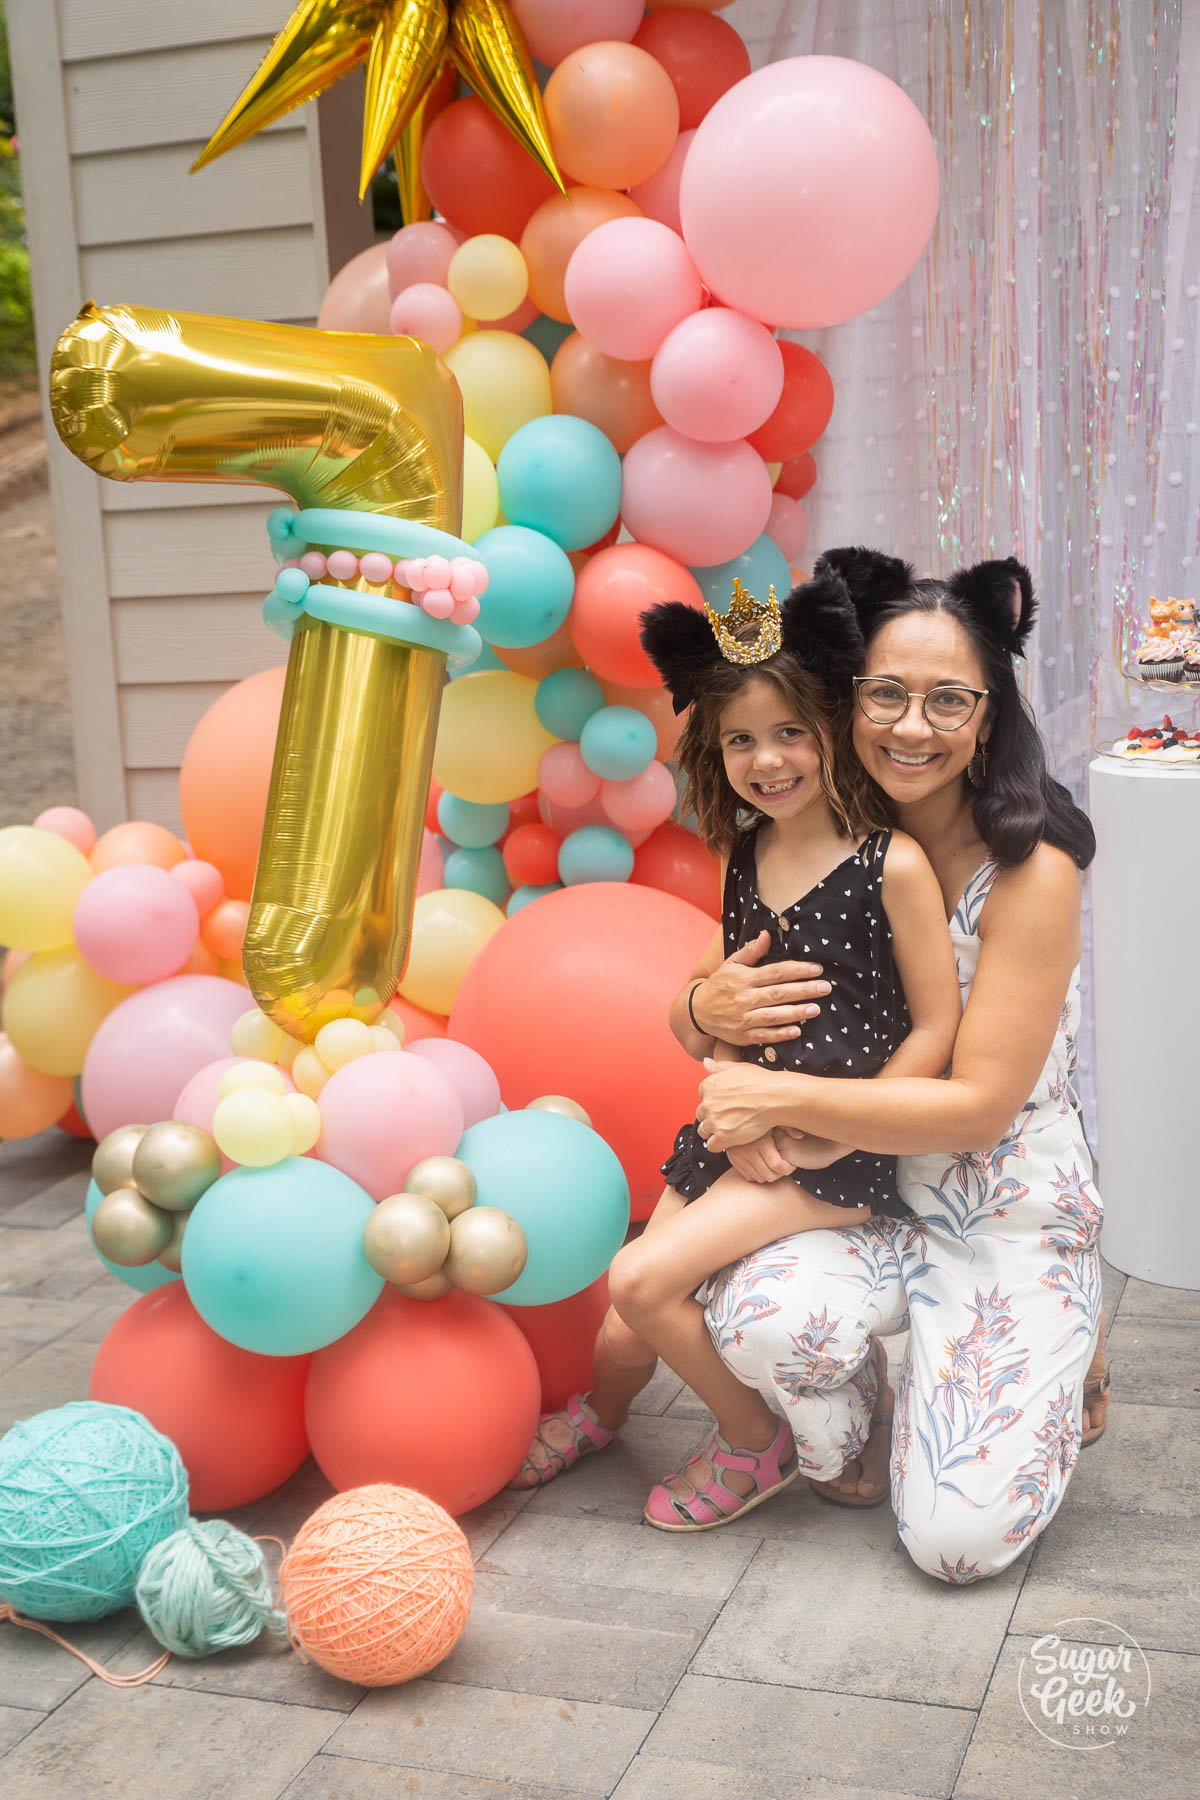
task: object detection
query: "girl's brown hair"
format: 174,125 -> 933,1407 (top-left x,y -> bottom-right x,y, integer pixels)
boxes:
676,645 -> 887,857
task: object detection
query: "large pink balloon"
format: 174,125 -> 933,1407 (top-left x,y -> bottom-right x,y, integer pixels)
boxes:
679,57 -> 940,328
72,864 -> 199,987
81,975 -> 248,1139
621,427 -> 771,566
650,307 -> 783,444
405,1038 -> 501,1130
317,242 -> 393,333
316,1050 -> 464,1200
563,219 -> 702,362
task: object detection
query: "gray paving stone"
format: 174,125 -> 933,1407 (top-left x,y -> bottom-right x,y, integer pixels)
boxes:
479,1510 -> 758,1603
106,1621 -> 361,1711
1116,1274 -> 1200,1322
0,1709 -> 40,1757
0,1335 -> 98,1432
954,1639 -> 1193,1798
1054,1400 -> 1198,1519
1,1169 -> 88,1230
0,1294 -> 99,1375
1014,1508 -> 1200,1654
0,1134 -> 93,1217
285,1759 -> 583,1799
693,1504 -> 1024,1708
645,1673 -> 973,1798
613,1757 -> 941,1800
327,1681 -> 655,1793
0,1678 -> 343,1800
1100,1252 -> 1127,1327
0,1215 -> 109,1302
0,1609 -> 143,1712
626,1360 -> 684,1417
1095,1316 -> 1200,1409
58,1281 -> 141,1346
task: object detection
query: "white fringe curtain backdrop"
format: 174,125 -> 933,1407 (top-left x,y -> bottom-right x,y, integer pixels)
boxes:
725,0 -> 1199,1136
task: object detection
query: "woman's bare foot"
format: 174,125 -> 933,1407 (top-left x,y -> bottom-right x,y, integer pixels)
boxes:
809,1341 -> 893,1507
1081,1310 -> 1110,1448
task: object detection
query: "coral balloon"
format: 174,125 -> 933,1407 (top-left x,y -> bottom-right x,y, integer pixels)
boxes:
90,821 -> 187,874
435,670 -> 556,805
316,242 -> 392,333
32,806 -> 96,856
397,889 -> 507,1018
766,493 -> 810,563
570,543 -> 705,688
502,823 -> 561,889
80,974 -> 249,1140
776,451 -> 817,500
538,742 -> 601,810
72,865 -> 199,986
317,1050 -> 464,1199
179,666 -> 285,901
2,948 -> 132,1078
621,427 -> 772,567
633,8 -> 751,128
90,1283 -> 310,1511
601,760 -> 677,833
499,1272 -> 610,1411
0,1033 -> 74,1139
563,218 -> 702,363
650,307 -> 783,444
451,883 -> 717,1216
544,41 -> 679,190
0,826 -> 93,951
444,330 -> 552,460
679,57 -> 940,328
746,343 -> 835,462
387,995 -> 448,1041
305,1287 -> 540,1514
520,187 -> 642,324
633,820 -> 721,916
422,95 -> 558,241
386,221 -> 461,297
513,0 -> 644,65
550,331 -> 662,455
405,1037 -> 501,1130
389,283 -> 462,354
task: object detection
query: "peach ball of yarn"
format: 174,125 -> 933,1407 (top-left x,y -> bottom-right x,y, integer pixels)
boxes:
279,1484 -> 474,1685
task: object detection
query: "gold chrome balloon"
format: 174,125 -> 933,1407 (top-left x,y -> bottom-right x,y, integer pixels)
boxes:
92,1123 -> 150,1197
91,1187 -> 173,1268
445,1205 -> 527,1294
158,1212 -> 188,1275
399,1269 -> 454,1300
526,1095 -> 593,1129
363,1191 -> 452,1285
192,0 -> 563,200
393,54 -> 456,225
404,1153 -> 477,1219
131,1121 -> 221,1213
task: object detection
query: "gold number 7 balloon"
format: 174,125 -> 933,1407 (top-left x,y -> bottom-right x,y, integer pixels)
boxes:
50,301 -> 471,1043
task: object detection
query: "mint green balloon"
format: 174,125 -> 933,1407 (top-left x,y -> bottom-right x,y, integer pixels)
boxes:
578,706 -> 657,780
456,1109 -> 629,1304
473,525 -> 574,648
506,882 -> 561,915
444,844 -> 509,906
535,667 -> 605,741
497,415 -> 622,552
557,827 -> 634,886
438,793 -> 509,847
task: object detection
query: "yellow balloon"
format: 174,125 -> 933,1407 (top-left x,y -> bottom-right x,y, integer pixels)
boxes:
2,948 -> 132,1077
314,1017 -> 374,1070
462,436 -> 500,542
284,1091 -> 322,1154
444,330 -> 551,460
0,827 -> 93,953
434,670 -> 556,804
447,235 -> 529,322
398,888 -> 505,1015
230,1008 -> 286,1062
211,1088 -> 295,1167
291,1046 -> 331,1099
218,1059 -> 289,1098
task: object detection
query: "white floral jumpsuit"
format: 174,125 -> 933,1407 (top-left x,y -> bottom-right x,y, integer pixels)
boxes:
705,861 -> 1104,1584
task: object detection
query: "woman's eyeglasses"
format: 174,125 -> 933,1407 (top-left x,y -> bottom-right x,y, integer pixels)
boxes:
852,677 -> 988,731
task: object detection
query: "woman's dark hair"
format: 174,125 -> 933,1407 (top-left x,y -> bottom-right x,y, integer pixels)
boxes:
817,547 -> 1096,870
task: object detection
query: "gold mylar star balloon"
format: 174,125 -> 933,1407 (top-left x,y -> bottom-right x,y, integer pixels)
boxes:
192,0 -> 564,205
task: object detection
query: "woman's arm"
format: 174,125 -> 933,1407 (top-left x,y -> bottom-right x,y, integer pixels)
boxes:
697,845 -> 1082,1155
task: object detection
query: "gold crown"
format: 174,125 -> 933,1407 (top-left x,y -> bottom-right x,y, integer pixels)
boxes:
705,578 -> 782,666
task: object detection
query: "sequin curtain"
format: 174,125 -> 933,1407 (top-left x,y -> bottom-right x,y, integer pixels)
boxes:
725,0 -> 1198,1133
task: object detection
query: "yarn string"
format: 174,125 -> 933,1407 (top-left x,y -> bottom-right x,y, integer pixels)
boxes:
0,1604 -> 169,1687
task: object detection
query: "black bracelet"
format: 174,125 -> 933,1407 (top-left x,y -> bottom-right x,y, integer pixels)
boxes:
686,981 -> 706,1033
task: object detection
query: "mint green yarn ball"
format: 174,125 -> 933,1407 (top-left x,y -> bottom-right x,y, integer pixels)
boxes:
135,1518 -> 285,1659
0,1401 -> 189,1622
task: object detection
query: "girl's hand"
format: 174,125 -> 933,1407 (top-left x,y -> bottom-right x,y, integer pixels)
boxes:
772,1130 -> 853,1171
696,1058 -> 787,1150
692,930 -> 831,1046
724,1131 -> 796,1184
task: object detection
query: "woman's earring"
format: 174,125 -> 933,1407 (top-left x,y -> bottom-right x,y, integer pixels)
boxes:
967,742 -> 989,789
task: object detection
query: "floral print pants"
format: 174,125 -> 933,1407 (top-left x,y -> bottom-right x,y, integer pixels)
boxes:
705,1131 -> 1103,1584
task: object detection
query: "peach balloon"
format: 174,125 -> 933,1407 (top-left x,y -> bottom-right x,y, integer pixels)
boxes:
202,898 -> 250,963
0,1032 -> 74,1139
317,242 -> 393,334
33,805 -> 96,856
179,667 -> 286,902
91,821 -> 187,874
494,615 -> 583,679
544,42 -> 679,191
520,187 -> 642,324
627,128 -> 695,236
2,948 -> 29,988
550,333 -> 663,455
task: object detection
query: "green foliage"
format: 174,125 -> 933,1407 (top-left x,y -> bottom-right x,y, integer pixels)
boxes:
0,3 -> 33,371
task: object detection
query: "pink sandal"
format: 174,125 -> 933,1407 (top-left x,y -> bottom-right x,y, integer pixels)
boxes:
643,1419 -> 799,1532
507,1392 -> 617,1490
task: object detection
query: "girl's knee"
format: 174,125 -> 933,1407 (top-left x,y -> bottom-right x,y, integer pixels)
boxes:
608,1239 -> 669,1324
599,1305 -> 653,1369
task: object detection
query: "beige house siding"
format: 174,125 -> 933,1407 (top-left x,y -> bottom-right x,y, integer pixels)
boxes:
10,0 -> 374,831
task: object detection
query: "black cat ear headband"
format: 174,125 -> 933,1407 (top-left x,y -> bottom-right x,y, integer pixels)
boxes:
639,568 -> 866,714
814,546 -> 1037,658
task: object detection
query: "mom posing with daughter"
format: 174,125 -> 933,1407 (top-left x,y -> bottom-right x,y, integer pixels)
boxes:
514,546 -> 1106,1586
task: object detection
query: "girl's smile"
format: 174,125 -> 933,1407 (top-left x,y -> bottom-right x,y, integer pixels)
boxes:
719,677 -> 827,822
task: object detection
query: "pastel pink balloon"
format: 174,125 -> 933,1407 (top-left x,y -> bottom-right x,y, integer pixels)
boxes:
628,128 -> 695,235
316,1050 -> 464,1200
405,1037 -> 501,1129
600,761 -> 677,832
621,427 -> 772,566
538,742 -> 602,810
513,0 -> 644,65
390,283 -> 463,354
563,219 -> 702,362
766,494 -> 810,562
81,975 -> 248,1139
537,790 -> 610,834
73,865 -> 200,986
169,859 -> 224,917
317,242 -> 393,334
173,1054 -> 296,1174
650,307 -> 784,444
417,829 -> 444,897
33,806 -> 96,855
679,56 -> 940,329
386,221 -> 461,298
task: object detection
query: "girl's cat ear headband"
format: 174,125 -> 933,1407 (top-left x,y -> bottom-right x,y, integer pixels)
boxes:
639,567 -> 865,714
814,546 -> 1037,658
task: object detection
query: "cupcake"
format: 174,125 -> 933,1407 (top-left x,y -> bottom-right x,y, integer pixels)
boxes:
1137,639 -> 1185,681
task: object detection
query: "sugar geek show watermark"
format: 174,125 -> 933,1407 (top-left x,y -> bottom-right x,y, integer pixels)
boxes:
1018,1619 -> 1151,1749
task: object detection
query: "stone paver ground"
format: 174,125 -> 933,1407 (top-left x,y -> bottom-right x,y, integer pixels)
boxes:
0,1130 -> 1196,1798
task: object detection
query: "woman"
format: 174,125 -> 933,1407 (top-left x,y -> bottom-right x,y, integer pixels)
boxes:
690,547 -> 1107,1582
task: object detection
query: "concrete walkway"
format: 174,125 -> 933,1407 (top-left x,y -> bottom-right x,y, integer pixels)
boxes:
0,1128 -> 1195,1799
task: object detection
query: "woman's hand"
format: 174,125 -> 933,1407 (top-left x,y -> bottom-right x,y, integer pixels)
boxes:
724,1131 -> 797,1184
696,1058 -> 793,1150
691,930 -> 831,1047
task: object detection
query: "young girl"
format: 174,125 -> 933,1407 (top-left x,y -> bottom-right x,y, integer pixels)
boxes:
511,567 -> 962,1531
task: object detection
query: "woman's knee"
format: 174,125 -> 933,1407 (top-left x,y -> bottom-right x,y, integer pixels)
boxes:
898,1516 -> 1027,1586
706,1256 -> 876,1386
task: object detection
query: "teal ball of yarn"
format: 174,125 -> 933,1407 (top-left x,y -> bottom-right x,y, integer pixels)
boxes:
0,1401 -> 188,1622
135,1519 -> 286,1659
